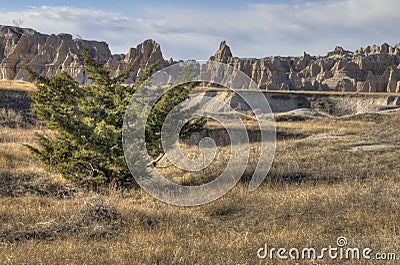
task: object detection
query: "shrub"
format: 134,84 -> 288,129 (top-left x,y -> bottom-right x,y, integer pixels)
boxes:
26,49 -> 203,188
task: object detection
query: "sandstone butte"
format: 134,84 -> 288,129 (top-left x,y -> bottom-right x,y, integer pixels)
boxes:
1,25 -> 400,93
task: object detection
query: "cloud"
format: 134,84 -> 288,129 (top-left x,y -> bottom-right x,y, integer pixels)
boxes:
0,6 -> 145,53
0,1 -> 399,60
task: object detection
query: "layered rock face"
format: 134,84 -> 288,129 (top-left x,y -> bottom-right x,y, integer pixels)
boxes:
0,25 -> 169,83
2,25 -> 400,93
210,41 -> 400,93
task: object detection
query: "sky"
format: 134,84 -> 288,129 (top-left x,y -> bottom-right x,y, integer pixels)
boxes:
0,0 -> 399,60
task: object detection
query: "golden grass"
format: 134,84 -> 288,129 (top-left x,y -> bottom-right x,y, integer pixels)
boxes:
0,109 -> 399,264
0,178 -> 398,264
0,80 -> 36,91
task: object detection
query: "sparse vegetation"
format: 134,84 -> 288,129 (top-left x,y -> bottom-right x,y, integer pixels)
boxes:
0,87 -> 399,263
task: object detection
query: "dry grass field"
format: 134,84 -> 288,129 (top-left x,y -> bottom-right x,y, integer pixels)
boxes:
0,81 -> 36,91
0,91 -> 399,264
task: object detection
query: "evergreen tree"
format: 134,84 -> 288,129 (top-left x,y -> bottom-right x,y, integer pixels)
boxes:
26,49 -> 203,188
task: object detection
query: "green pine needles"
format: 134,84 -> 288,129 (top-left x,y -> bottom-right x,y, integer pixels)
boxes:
26,48 -> 203,188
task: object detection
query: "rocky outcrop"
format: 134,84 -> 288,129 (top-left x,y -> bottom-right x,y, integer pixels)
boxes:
0,25 -> 169,84
209,41 -> 400,93
197,90 -> 400,116
209,41 -> 232,64
1,24 -> 400,93
105,39 -> 169,83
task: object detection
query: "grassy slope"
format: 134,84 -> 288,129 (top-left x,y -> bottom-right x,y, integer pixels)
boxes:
0,81 -> 36,91
0,101 -> 399,264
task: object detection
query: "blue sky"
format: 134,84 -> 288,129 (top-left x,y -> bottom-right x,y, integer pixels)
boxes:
1,1 -> 320,13
0,0 -> 399,60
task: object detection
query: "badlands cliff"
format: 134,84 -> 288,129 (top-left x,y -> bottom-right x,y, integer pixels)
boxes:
0,25 -> 171,84
210,41 -> 400,93
1,25 -> 400,93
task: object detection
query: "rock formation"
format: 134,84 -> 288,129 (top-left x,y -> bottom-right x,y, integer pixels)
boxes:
0,25 -> 169,84
1,25 -> 400,93
209,41 -> 400,93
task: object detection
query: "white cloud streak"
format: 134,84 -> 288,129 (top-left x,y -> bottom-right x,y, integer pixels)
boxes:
0,1 -> 399,60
